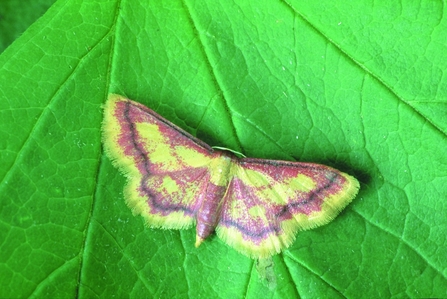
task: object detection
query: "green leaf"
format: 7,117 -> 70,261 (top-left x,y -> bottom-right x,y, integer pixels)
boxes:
1,0 -> 446,298
0,0 -> 56,53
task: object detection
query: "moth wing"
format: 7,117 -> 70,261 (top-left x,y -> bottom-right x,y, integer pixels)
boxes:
217,158 -> 359,258
102,94 -> 217,229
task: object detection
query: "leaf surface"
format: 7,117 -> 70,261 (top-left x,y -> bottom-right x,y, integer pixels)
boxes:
1,0 -> 446,298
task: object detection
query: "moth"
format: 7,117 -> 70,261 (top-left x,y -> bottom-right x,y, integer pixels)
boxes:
102,94 -> 359,258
